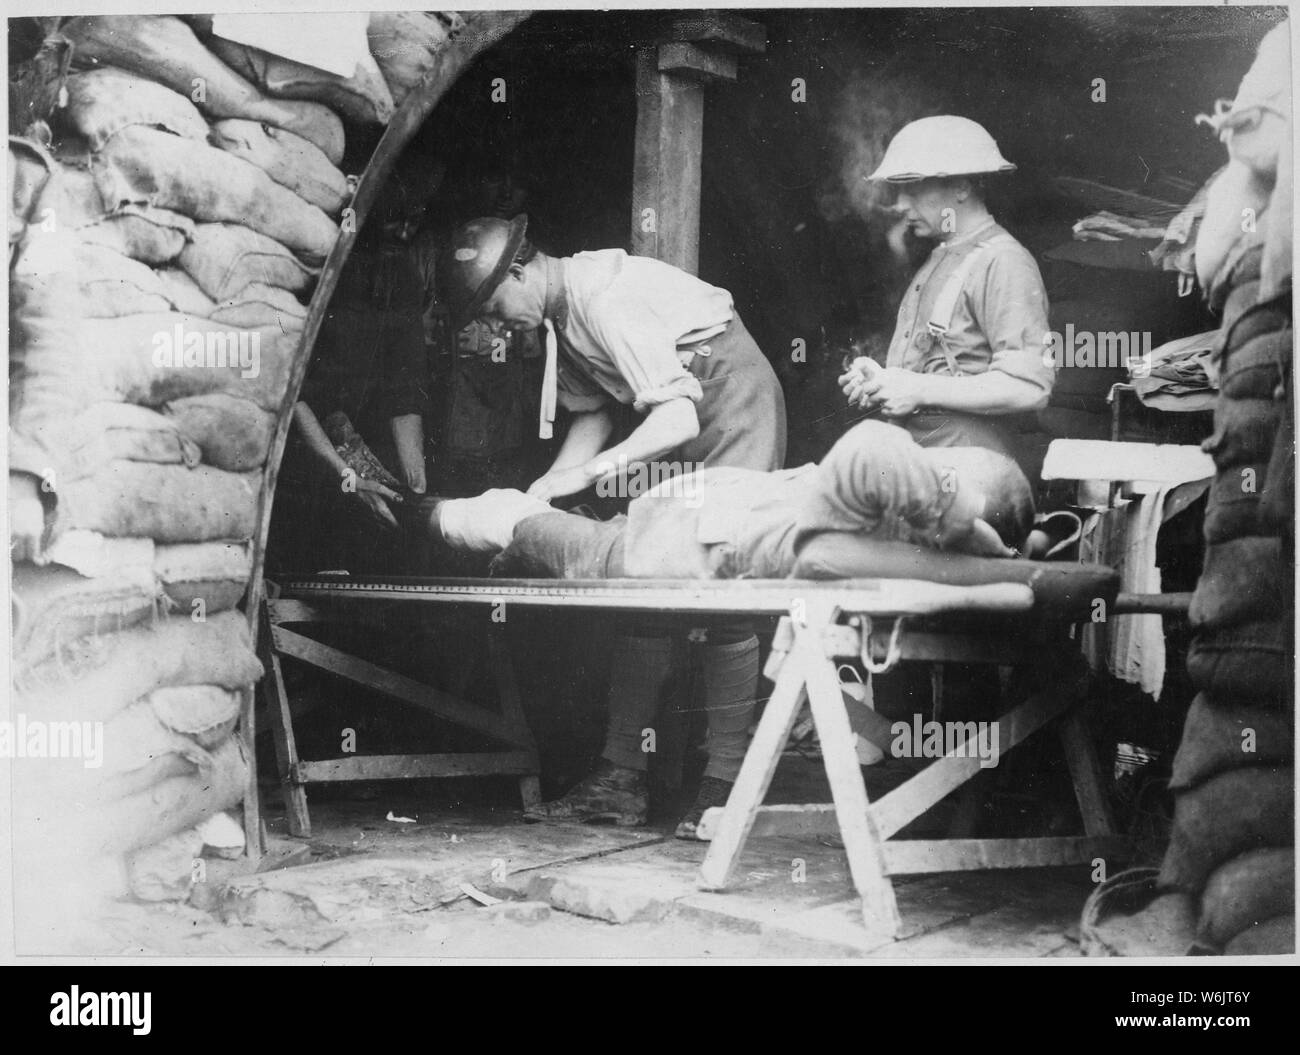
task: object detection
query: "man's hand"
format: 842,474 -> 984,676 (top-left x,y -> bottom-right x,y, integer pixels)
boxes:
350,476 -> 402,531
839,357 -> 882,409
402,462 -> 427,495
849,366 -> 931,417
8,473 -> 46,563
525,464 -> 595,503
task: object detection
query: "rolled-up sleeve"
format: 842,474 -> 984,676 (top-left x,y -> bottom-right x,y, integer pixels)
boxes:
585,287 -> 704,413
977,248 -> 1055,393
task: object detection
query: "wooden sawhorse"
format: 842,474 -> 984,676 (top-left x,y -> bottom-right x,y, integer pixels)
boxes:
696,593 -> 1132,944
257,576 -> 1061,844
259,582 -> 541,837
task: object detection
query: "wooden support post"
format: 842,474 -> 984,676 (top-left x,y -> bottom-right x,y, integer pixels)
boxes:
488,631 -> 542,808
259,600 -> 311,838
631,48 -> 704,273
240,684 -> 263,862
802,609 -> 901,937
1058,710 -> 1119,838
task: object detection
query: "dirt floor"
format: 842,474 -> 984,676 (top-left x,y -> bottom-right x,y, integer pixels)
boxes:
48,751 -> 1103,961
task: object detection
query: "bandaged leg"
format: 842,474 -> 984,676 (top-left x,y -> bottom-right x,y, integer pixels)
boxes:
700,630 -> 760,783
435,489 -> 554,553
492,512 -> 627,578
601,635 -> 677,774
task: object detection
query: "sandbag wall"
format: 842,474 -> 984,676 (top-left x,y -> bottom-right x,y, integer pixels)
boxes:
1160,242 -> 1295,955
1154,23 -> 1295,956
7,12 -> 464,921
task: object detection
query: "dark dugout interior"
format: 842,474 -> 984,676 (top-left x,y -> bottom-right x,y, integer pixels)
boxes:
359,5 -> 1287,471
267,6 -> 1286,811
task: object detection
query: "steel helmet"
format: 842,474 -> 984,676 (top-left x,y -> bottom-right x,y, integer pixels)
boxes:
869,116 -> 1016,183
436,214 -> 529,328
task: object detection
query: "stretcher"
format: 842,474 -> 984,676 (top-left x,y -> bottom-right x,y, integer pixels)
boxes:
259,566 -> 1175,940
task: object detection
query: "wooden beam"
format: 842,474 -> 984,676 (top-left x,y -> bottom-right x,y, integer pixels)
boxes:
259,603 -> 311,837
696,803 -> 838,841
868,686 -> 1076,840
631,48 -> 704,273
664,14 -> 767,54
272,627 -> 522,747
803,634 -> 901,935
882,836 -> 1129,874
1059,711 -> 1119,837
294,752 -> 536,783
658,41 -> 737,81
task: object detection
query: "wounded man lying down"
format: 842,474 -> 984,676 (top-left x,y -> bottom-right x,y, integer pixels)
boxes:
429,419 -> 1033,835
433,419 -> 1033,578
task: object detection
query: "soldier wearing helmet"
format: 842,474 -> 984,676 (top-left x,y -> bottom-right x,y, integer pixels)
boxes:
840,115 -> 1054,458
436,215 -> 786,838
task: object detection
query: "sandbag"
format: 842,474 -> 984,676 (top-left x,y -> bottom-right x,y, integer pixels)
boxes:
58,461 -> 260,543
1158,765 -> 1293,892
209,283 -> 306,331
34,734 -> 248,860
62,15 -> 345,163
76,202 -> 195,265
163,393 -> 274,471
16,610 -> 262,725
39,530 -> 155,580
1189,536 -> 1288,629
61,67 -> 208,150
367,11 -> 464,106
127,827 -> 205,902
1168,693 -> 1293,791
1223,915 -> 1295,956
82,312 -> 296,411
155,267 -> 218,315
92,127 -> 338,261
180,222 -> 318,301
100,698 -> 215,777
146,684 -> 242,749
207,118 -> 349,215
208,33 -> 395,126
53,401 -> 202,480
154,540 -> 252,615
1260,384 -> 1294,537
1218,327 -> 1291,401
9,562 -> 158,668
1202,396 -> 1281,469
1199,848 -> 1294,950
1187,619 -> 1292,704
1202,460 -> 1267,544
75,242 -> 214,318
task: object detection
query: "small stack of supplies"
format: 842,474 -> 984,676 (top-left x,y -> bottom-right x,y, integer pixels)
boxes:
7,12 -> 464,933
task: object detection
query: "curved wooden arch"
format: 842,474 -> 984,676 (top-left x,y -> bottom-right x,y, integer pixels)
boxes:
244,9 -> 532,632
237,12 -> 531,850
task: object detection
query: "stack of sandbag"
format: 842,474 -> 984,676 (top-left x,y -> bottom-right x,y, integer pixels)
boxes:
1162,237 -> 1295,955
1159,23 -> 1294,957
7,12 -> 403,920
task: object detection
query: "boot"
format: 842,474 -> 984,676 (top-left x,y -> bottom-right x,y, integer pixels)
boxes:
523,759 -> 648,826
675,775 -> 734,840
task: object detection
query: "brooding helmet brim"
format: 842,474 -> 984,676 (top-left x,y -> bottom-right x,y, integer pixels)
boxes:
452,213 -> 530,330
868,163 -> 1018,183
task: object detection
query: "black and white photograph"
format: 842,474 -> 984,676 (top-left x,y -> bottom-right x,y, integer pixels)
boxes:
3,1 -> 1294,975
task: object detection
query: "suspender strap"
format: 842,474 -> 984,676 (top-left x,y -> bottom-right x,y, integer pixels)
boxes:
926,232 -> 1014,375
